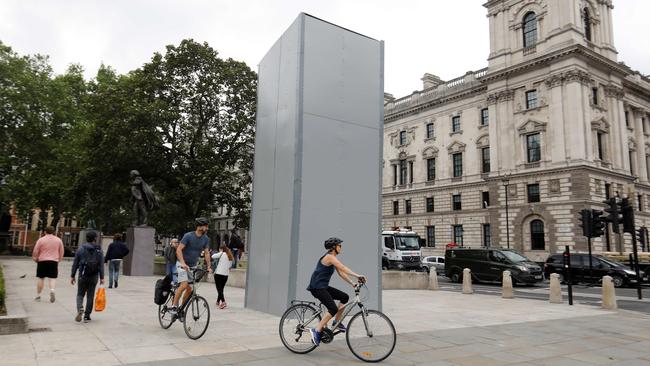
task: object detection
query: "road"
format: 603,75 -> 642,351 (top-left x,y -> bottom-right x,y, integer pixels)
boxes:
434,275 -> 650,314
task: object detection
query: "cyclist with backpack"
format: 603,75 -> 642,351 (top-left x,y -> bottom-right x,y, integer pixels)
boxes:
70,231 -> 105,323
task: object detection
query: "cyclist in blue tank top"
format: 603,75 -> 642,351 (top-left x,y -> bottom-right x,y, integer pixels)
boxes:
308,237 -> 366,346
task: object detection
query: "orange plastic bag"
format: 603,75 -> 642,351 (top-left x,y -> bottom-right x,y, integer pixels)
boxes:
94,287 -> 106,312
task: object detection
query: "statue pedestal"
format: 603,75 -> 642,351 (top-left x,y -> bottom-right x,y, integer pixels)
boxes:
123,226 -> 155,276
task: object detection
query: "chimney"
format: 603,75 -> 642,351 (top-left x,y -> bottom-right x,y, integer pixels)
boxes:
421,73 -> 444,89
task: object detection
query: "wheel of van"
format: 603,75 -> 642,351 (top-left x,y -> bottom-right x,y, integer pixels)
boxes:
450,270 -> 461,283
611,275 -> 624,288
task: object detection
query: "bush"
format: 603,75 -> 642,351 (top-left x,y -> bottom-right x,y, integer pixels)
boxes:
0,265 -> 5,315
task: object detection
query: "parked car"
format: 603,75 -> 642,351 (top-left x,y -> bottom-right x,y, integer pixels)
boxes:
421,256 -> 445,273
544,253 -> 640,288
445,248 -> 544,285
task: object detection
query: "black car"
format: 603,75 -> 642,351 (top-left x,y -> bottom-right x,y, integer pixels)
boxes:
544,253 -> 639,288
444,248 -> 543,285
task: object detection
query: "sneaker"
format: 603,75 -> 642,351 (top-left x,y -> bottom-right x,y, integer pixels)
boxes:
335,323 -> 346,333
309,328 -> 321,346
83,315 -> 91,323
75,310 -> 83,322
108,285 -> 112,289
221,301 -> 227,309
34,296 -> 41,302
49,291 -> 55,303
167,307 -> 178,317
115,281 -> 118,288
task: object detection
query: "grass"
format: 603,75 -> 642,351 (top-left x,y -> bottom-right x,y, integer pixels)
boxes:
0,264 -> 5,316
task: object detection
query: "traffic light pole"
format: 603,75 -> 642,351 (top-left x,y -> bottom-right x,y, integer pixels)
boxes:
587,236 -> 593,282
564,245 -> 573,306
630,234 -> 643,300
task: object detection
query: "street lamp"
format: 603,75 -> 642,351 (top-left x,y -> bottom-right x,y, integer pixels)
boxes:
501,174 -> 511,249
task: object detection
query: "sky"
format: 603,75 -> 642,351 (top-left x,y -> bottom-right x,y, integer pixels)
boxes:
1,0 -> 648,99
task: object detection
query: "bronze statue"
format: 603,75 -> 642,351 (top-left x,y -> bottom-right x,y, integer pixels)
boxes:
130,170 -> 160,226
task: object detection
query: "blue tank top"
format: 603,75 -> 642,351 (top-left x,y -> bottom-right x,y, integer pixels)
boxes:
307,255 -> 335,290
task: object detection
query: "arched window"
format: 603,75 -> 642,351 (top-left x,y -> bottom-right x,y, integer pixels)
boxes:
523,12 -> 538,48
583,8 -> 592,41
530,220 -> 545,250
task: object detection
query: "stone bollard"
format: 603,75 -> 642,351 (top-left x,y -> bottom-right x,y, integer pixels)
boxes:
502,271 -> 514,299
602,276 -> 618,310
549,273 -> 563,304
462,268 -> 473,294
428,268 -> 439,290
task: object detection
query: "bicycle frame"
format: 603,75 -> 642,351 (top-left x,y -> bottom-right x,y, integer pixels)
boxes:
171,268 -> 207,315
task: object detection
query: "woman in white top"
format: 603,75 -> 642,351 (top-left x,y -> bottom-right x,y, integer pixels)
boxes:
211,244 -> 234,309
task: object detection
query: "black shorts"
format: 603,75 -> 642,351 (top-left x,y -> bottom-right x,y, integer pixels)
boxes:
36,261 -> 59,278
309,286 -> 349,317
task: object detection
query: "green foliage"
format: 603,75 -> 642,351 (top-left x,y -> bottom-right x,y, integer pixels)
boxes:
0,39 -> 257,238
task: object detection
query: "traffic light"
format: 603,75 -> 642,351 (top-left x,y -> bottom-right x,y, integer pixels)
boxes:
577,209 -> 592,237
621,197 -> 635,234
591,209 -> 605,237
636,227 -> 647,249
603,197 -> 622,233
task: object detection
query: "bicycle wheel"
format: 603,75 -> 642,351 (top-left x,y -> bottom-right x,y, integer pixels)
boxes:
346,309 -> 396,363
158,294 -> 175,329
183,295 -> 210,340
279,303 -> 321,354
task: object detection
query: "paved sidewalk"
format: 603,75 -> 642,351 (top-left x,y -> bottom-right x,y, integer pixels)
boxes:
1,257 -> 649,365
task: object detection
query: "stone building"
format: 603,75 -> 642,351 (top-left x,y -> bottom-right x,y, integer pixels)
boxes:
382,0 -> 650,261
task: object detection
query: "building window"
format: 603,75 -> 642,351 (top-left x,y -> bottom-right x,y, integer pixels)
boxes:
392,164 -> 397,186
452,116 -> 461,133
393,201 -> 399,215
399,131 -> 406,145
638,194 -> 643,212
409,161 -> 414,184
527,133 -> 541,163
527,184 -> 540,203
452,153 -> 463,177
630,150 -> 635,175
405,200 -> 412,214
483,224 -> 491,248
399,159 -> 407,185
426,123 -> 434,139
523,12 -> 538,48
482,191 -> 490,208
591,87 -> 598,105
426,226 -> 435,248
597,132 -> 604,160
643,117 -> 647,134
481,147 -> 491,173
625,111 -> 630,127
64,217 -> 72,227
427,158 -> 436,181
452,194 -> 462,211
426,197 -> 434,212
525,90 -> 538,109
583,8 -> 592,41
605,183 -> 611,199
453,225 -> 464,245
530,220 -> 545,250
481,108 -> 489,126
605,223 -> 611,251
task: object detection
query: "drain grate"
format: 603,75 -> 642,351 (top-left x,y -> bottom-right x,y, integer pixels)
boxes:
28,327 -> 51,333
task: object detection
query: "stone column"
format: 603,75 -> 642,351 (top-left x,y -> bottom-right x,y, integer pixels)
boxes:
634,108 -> 649,183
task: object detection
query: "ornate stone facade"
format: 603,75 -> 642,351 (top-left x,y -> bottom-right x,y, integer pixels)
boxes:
383,0 -> 650,261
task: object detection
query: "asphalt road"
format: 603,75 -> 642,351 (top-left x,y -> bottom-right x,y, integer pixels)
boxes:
435,275 -> 650,314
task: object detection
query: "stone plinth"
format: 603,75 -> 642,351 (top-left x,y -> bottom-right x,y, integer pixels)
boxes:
428,268 -> 439,290
549,273 -> 563,303
462,268 -> 473,294
502,271 -> 514,298
123,226 -> 155,276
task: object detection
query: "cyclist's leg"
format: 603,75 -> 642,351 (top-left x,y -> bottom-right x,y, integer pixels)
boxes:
327,287 -> 349,324
173,263 -> 191,307
310,288 -> 337,332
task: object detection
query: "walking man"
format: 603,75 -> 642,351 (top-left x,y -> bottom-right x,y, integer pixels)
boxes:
71,231 -> 105,323
32,226 -> 64,303
228,229 -> 242,269
164,238 -> 179,284
104,233 -> 130,288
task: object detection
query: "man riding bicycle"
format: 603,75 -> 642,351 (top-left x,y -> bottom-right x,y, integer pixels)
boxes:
168,217 -> 212,316
308,237 -> 366,346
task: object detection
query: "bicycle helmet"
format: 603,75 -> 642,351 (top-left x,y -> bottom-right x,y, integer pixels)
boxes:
324,237 -> 343,250
195,217 -> 210,227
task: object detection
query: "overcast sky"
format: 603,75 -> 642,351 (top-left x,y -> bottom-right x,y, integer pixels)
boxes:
1,0 -> 648,98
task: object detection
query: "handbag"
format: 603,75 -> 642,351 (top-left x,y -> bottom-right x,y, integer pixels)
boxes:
95,286 -> 106,312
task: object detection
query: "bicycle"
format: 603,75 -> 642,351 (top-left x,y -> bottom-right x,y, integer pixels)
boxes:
158,267 -> 211,340
279,282 -> 396,363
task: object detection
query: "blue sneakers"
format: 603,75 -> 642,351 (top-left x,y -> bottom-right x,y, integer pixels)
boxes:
335,323 -> 346,333
310,328 -> 322,346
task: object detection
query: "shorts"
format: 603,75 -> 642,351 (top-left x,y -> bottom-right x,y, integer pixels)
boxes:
36,261 -> 59,278
309,286 -> 349,317
176,261 -> 195,283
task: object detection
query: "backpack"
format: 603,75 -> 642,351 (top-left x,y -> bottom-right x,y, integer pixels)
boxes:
154,275 -> 172,305
82,246 -> 102,277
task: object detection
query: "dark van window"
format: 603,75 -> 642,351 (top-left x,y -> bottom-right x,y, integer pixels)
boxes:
569,255 -> 583,267
384,236 -> 394,249
466,250 -> 487,260
489,250 -> 507,262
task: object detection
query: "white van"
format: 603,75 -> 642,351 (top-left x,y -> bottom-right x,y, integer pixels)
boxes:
381,229 -> 422,270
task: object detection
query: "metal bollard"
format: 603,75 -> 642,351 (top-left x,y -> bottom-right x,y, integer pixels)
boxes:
428,268 -> 439,290
602,276 -> 618,310
502,271 -> 514,299
549,273 -> 562,304
462,268 -> 473,294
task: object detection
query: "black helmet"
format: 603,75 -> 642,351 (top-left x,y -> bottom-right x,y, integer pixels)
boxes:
324,237 -> 343,250
195,217 -> 209,227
